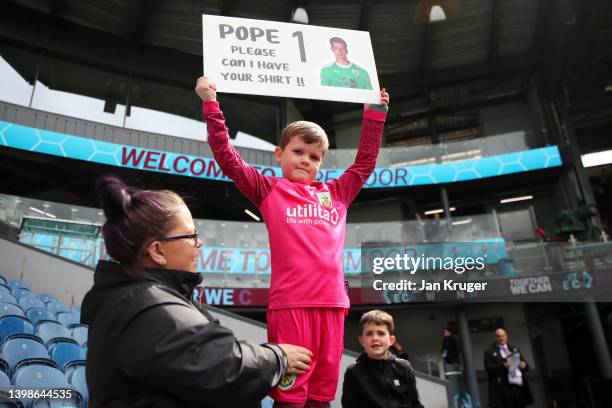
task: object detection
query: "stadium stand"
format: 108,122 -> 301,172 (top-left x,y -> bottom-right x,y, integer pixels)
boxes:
0,274 -> 89,407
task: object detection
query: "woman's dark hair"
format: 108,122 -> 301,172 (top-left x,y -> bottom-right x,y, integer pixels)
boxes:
96,175 -> 185,271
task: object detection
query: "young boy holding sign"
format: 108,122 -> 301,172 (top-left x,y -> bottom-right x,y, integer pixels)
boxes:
196,76 -> 389,407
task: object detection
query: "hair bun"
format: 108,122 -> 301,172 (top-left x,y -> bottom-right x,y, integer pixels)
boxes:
96,175 -> 132,220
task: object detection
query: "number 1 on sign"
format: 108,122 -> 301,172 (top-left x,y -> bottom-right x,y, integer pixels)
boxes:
292,31 -> 306,62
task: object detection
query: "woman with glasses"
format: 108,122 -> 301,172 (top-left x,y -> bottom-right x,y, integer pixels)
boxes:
82,175 -> 312,408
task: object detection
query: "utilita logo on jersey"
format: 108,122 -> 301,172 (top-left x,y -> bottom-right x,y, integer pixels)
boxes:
286,204 -> 339,226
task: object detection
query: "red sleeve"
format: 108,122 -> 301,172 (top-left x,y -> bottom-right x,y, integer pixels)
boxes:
328,108 -> 386,206
202,101 -> 275,207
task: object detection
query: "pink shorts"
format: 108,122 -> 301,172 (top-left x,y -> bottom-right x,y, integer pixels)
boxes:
267,308 -> 346,403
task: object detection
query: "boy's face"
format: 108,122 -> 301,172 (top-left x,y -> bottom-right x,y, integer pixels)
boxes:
275,135 -> 326,184
359,322 -> 396,360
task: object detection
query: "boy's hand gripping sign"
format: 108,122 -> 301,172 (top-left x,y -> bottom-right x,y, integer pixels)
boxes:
202,14 -> 380,104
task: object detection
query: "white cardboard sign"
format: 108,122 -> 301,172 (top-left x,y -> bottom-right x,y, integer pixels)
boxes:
202,14 -> 380,104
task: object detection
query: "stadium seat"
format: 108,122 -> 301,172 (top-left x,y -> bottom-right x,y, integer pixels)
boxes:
0,293 -> 17,305
18,298 -> 46,313
56,313 -> 79,327
69,326 -> 87,347
0,276 -> 6,285
36,322 -> 73,346
63,360 -> 86,381
0,369 -> 10,388
0,370 -> 19,408
36,294 -> 59,305
68,366 -> 88,408
14,365 -> 80,408
71,306 -> 80,314
0,335 -> 50,376
0,303 -> 23,318
6,281 -> 28,292
11,288 -> 33,301
45,303 -> 69,315
0,360 -> 8,376
26,309 -> 57,326
0,397 -> 23,407
32,398 -> 81,408
48,341 -> 84,372
0,285 -> 11,296
0,316 -> 33,340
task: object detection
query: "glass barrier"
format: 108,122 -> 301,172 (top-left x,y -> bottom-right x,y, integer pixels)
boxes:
3,192 -> 611,302
323,131 -> 532,169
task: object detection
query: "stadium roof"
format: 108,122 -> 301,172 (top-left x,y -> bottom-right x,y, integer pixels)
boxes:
0,0 -> 610,219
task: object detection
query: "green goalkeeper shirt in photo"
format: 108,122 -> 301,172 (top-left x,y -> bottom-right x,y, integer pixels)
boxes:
320,62 -> 373,90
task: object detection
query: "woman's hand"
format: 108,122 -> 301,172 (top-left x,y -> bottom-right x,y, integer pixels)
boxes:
195,76 -> 217,101
278,344 -> 313,375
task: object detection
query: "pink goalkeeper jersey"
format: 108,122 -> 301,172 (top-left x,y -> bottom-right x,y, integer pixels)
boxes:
203,101 -> 386,309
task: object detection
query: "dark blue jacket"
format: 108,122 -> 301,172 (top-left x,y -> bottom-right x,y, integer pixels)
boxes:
342,352 -> 424,408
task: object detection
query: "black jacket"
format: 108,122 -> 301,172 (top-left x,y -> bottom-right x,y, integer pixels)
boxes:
81,260 -> 286,408
484,342 -> 534,408
440,335 -> 460,365
341,352 -> 424,408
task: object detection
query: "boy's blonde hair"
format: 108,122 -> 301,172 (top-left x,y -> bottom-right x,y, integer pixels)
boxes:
360,309 -> 395,335
280,121 -> 329,151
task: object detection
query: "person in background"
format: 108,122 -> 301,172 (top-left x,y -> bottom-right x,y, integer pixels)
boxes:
484,328 -> 534,408
342,310 -> 424,408
440,325 -> 460,367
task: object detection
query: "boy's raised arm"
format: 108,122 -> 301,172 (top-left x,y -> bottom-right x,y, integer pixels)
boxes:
328,89 -> 389,206
196,76 -> 273,207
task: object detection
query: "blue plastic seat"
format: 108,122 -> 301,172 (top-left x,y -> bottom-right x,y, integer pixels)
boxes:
0,284 -> 11,296
0,276 -> 6,285
18,298 -> 46,313
0,293 -> 17,305
14,365 -> 79,408
26,309 -> 57,326
6,281 -> 28,291
69,326 -> 88,347
11,288 -> 33,301
56,313 -> 79,327
0,302 -> 23,318
0,335 -> 49,375
0,369 -> 10,387
0,359 -> 8,376
0,316 -> 33,340
261,396 -> 274,408
48,341 -> 84,372
63,360 -> 86,381
68,365 -> 88,408
36,294 -> 59,305
36,322 -> 73,346
45,302 -> 69,315
32,398 -> 81,408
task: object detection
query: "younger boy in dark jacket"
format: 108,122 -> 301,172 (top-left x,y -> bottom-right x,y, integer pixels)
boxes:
341,310 -> 424,408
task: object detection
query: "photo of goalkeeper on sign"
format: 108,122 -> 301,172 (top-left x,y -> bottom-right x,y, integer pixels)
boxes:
320,37 -> 373,90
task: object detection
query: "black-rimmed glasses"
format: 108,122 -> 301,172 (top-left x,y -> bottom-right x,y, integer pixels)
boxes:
158,232 -> 200,247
